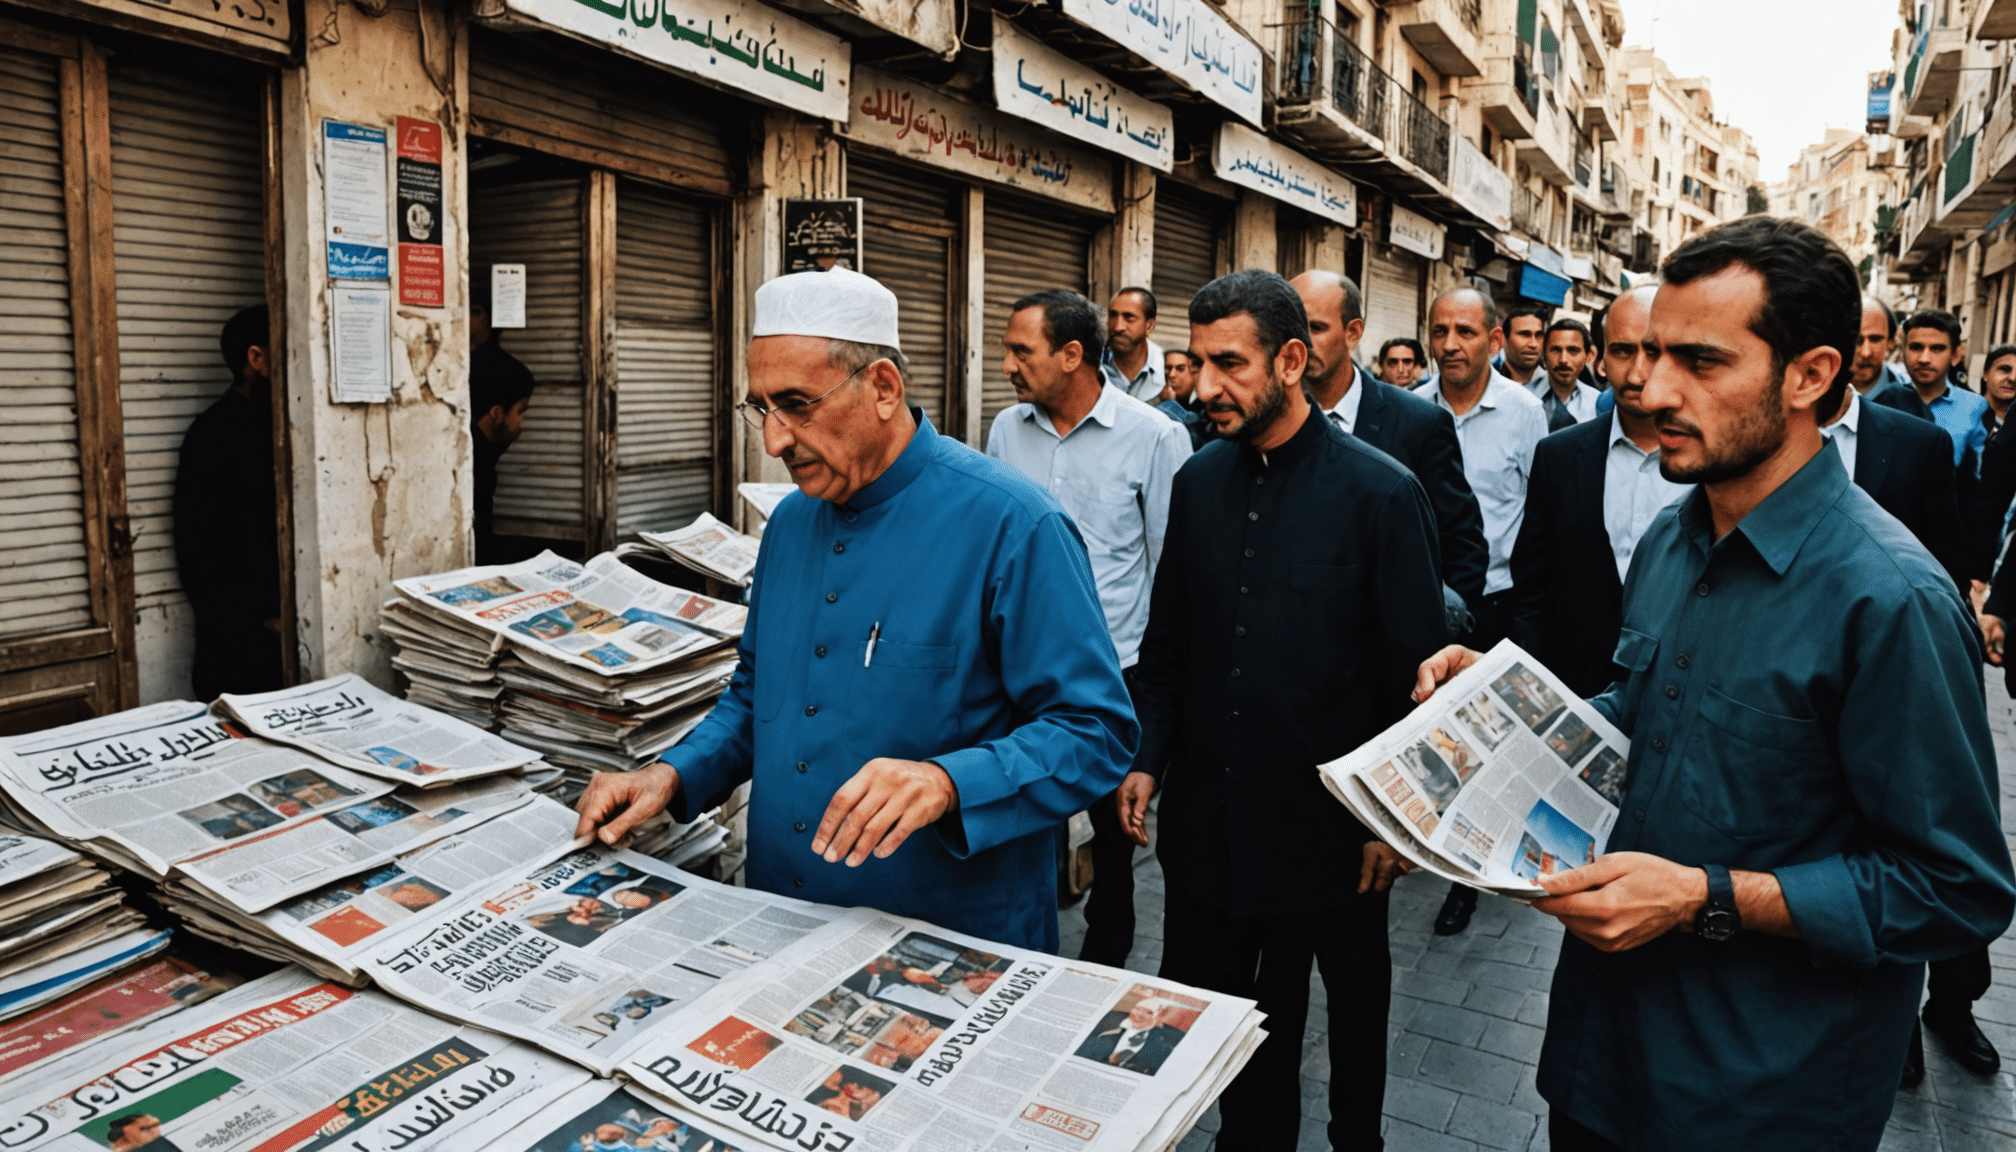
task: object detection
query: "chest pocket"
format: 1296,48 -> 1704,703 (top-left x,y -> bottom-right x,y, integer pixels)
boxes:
845,639 -> 962,761
1679,685 -> 1829,840
1612,628 -> 1658,674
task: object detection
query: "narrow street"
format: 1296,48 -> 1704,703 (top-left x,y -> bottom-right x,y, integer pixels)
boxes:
1061,680 -> 2016,1151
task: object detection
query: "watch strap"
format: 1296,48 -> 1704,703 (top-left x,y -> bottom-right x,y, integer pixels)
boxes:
1699,864 -> 1740,940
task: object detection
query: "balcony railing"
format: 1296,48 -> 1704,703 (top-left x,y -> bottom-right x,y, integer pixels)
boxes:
1331,32 -> 1388,137
1395,85 -> 1452,182
1278,19 -> 1453,183
1513,38 -> 1537,115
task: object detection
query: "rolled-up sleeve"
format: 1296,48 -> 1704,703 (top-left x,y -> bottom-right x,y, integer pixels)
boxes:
932,511 -> 1138,857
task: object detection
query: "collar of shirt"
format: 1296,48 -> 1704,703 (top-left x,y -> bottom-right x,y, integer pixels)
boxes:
1327,365 -> 1369,432
1676,440 -> 1851,574
1419,370 -> 1515,420
1247,403 -> 1331,469
1100,340 -> 1164,397
1017,382 -> 1122,440
1607,408 -> 1651,456
843,406 -> 937,512
1824,388 -> 1862,438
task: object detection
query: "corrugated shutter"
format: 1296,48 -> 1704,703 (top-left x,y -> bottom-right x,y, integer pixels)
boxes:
1364,244 -> 1423,352
0,46 -> 93,640
1151,181 -> 1223,361
470,178 -> 586,535
613,180 -> 715,536
850,157 -> 955,431
982,194 -> 1095,440
107,61 -> 265,693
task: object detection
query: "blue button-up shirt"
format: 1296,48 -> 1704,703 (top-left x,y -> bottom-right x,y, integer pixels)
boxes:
663,414 -> 1136,952
1540,443 -> 2015,1149
1415,373 -> 1549,595
1923,381 -> 1989,469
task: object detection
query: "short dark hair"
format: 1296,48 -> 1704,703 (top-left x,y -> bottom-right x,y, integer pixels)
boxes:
470,341 -> 537,418
1505,302 -> 1552,329
1337,275 -> 1364,324
106,1116 -> 152,1142
1661,214 -> 1860,421
1164,347 -> 1195,368
1378,337 -> 1425,365
1012,290 -> 1104,363
1863,294 -> 1896,338
1113,286 -> 1158,320
1545,318 -> 1592,351
1188,270 -> 1310,360
1985,344 -> 2016,372
1901,309 -> 1963,345
220,305 -> 270,382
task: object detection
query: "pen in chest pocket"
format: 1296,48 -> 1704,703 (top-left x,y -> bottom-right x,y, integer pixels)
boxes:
865,621 -> 881,668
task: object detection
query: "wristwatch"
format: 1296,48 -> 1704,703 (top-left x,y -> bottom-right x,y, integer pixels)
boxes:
1695,864 -> 1741,942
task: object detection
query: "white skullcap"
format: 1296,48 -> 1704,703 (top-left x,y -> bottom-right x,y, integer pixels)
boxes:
752,268 -> 902,351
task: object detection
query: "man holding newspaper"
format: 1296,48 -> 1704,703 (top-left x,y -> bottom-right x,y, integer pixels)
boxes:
573,268 -> 1137,954
1409,217 -> 2015,1151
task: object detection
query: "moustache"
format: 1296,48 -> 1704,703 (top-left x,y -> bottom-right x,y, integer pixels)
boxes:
1205,400 -> 1244,415
1654,414 -> 1700,438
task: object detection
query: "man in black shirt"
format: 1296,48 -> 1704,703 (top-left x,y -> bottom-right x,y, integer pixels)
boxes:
1118,271 -> 1448,1149
469,285 -> 542,565
174,306 -> 282,700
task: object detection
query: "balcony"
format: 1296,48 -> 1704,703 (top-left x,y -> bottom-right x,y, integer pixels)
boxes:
1936,96 -> 2016,230
1976,0 -> 2016,40
1630,229 -> 1661,275
1395,0 -> 1484,78
1476,34 -> 1538,141
1894,184 -> 1948,276
1572,135 -> 1594,191
1562,0 -> 1603,59
1515,89 -> 1577,186
1598,161 -> 1632,220
1512,185 -> 1547,238
1899,25 -> 1966,118
1580,82 -> 1620,142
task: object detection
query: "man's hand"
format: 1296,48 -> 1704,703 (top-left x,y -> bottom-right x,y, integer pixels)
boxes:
1358,842 -> 1411,893
811,758 -> 958,867
574,762 -> 681,845
1531,851 -> 1706,952
1116,771 -> 1156,847
1983,613 -> 2005,666
1413,645 -> 1484,703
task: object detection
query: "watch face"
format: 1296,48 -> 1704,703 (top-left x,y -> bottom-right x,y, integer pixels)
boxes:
1699,907 -> 1739,942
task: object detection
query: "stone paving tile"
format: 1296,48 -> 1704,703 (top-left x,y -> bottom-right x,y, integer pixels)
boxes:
1056,684 -> 2016,1149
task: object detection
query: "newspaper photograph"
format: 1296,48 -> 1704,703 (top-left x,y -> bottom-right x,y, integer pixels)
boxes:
1318,641 -> 1625,897
214,674 -> 540,784
363,842 -> 837,1074
393,552 -> 746,677
0,952 -> 234,1083
170,773 -> 537,915
0,702 -> 398,878
638,512 -> 761,586
0,968 -> 590,1152
484,1078 -> 752,1152
617,911 -> 1265,1152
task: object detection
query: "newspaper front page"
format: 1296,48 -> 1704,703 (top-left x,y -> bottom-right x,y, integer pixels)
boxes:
484,1078 -> 754,1152
0,952 -> 234,1083
393,553 -> 747,677
215,674 -> 539,784
638,513 -> 761,586
0,968 -> 591,1152
616,911 -> 1266,1152
362,842 -> 838,1074
0,703 -> 398,878
1319,641 -> 1625,897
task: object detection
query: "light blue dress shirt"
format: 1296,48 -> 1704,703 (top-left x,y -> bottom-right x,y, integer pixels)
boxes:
1600,412 -> 1692,583
1415,372 -> 1550,595
1923,381 -> 1989,469
986,384 -> 1192,667
1099,339 -> 1166,404
662,414 -> 1137,952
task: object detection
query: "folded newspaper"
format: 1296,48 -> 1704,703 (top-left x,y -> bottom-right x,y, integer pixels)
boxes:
630,512 -> 761,586
0,828 -> 160,1020
215,673 -> 540,784
1319,641 -> 1625,899
0,948 -> 236,1081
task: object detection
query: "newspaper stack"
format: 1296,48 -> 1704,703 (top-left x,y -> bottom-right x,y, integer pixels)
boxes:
381,592 -> 509,728
620,511 -> 761,587
1319,641 -> 1626,899
0,947 -> 236,1082
0,827 -> 164,1021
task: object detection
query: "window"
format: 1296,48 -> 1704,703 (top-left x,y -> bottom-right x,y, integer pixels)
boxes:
1539,18 -> 1559,80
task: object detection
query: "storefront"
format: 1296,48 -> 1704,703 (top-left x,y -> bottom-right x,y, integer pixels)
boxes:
1151,179 -> 1230,360
850,156 -> 962,436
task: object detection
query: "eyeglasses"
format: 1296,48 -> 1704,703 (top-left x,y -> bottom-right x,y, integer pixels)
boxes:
736,364 -> 867,431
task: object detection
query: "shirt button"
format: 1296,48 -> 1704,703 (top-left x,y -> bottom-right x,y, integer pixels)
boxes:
833,542 -> 846,554
1239,586 -> 1249,595
1696,582 -> 1710,597
1676,654 -> 1689,669
794,822 -> 806,833
1248,512 -> 1259,521
1235,626 -> 1246,636
796,761 -> 808,773
805,705 -> 818,717
825,592 -> 837,603
794,877 -> 805,887
815,646 -> 827,658
1633,808 -> 1646,822
1255,476 -> 1265,485
1230,668 -> 1241,678
1244,548 -> 1254,558
844,513 -> 857,523
1665,685 -> 1678,699
1652,737 -> 1667,752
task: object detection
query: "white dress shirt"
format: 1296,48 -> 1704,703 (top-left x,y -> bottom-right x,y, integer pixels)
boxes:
1324,364 -> 1370,433
1415,372 -> 1549,595
987,383 -> 1193,666
1527,376 -> 1603,425
1099,338 -> 1167,404
1820,388 -> 1862,477
1602,411 -> 1694,584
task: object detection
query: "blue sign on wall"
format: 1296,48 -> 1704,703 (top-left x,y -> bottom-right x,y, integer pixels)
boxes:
1518,263 -> 1571,307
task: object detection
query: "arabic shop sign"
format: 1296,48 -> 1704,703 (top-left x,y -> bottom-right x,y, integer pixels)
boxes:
1388,204 -> 1445,261
1449,137 -> 1513,234
1057,0 -> 1262,127
1211,122 -> 1355,227
992,17 -> 1173,173
506,0 -> 849,121
845,67 -> 1117,213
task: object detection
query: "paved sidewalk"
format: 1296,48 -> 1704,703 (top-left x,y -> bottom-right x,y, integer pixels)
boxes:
1060,683 -> 2016,1151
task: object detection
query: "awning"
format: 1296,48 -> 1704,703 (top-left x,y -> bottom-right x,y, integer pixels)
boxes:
1525,244 -> 1567,277
1518,263 -> 1572,306
1562,254 -> 1595,282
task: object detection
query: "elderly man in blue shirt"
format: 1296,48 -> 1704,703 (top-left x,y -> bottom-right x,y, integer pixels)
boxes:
1414,216 -> 2015,1152
574,268 -> 1137,952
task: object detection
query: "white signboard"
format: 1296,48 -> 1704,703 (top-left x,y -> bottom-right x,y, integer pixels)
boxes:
992,16 -> 1173,172
490,263 -> 527,329
332,283 -> 393,404
1057,0 -> 1263,127
1390,203 -> 1447,261
846,67 -> 1116,213
1212,121 -> 1356,227
503,0 -> 850,122
1450,136 -> 1514,234
323,121 -> 389,281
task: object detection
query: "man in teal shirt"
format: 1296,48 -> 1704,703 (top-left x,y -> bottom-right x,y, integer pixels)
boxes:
1416,217 -> 2014,1150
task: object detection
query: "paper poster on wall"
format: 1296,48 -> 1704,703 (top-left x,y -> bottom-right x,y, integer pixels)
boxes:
490,265 -> 527,329
331,284 -> 393,403
324,121 -> 389,280
782,199 -> 862,274
395,116 -> 445,307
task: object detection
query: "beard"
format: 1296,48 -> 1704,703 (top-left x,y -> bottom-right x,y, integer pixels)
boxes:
1210,370 -> 1292,443
1657,378 -> 1786,484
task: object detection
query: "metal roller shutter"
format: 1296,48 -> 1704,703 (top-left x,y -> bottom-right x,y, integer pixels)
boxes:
1151,182 -> 1223,361
1364,244 -> 1424,353
470,178 -> 586,536
982,195 -> 1095,441
850,157 -> 955,431
107,61 -> 265,696
0,46 -> 93,641
613,180 -> 715,536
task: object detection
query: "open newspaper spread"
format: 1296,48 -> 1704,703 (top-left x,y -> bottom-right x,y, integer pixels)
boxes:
361,841 -> 839,1075
393,552 -> 746,678
0,968 -> 591,1152
1318,641 -> 1625,898
636,512 -> 761,586
215,674 -> 540,784
615,912 -> 1266,1152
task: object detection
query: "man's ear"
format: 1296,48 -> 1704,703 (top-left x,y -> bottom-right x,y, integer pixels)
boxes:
1276,338 -> 1309,386
1785,347 -> 1840,416
1487,327 -> 1505,358
1058,340 -> 1085,375
246,345 -> 270,378
868,359 -> 907,419
1344,316 -> 1365,351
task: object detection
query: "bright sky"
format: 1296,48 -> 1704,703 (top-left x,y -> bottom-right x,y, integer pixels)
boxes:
1616,0 -> 1902,181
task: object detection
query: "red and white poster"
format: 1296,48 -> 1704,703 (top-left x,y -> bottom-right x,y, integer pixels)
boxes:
395,116 -> 445,308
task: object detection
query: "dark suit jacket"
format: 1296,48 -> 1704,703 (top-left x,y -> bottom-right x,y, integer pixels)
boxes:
1968,416 -> 2016,580
1866,374 -> 1932,420
1348,365 -> 1490,614
1506,418 -> 1629,699
1074,1011 -> 1185,1074
1854,401 -> 1966,591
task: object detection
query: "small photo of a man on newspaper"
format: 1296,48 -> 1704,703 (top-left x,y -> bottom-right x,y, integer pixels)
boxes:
806,1065 -> 897,1121
1542,713 -> 1601,767
1072,985 -> 1207,1076
179,793 -> 283,841
1489,663 -> 1567,734
523,1087 -> 740,1152
1579,748 -> 1627,805
1455,691 -> 1519,750
834,933 -> 1008,1018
